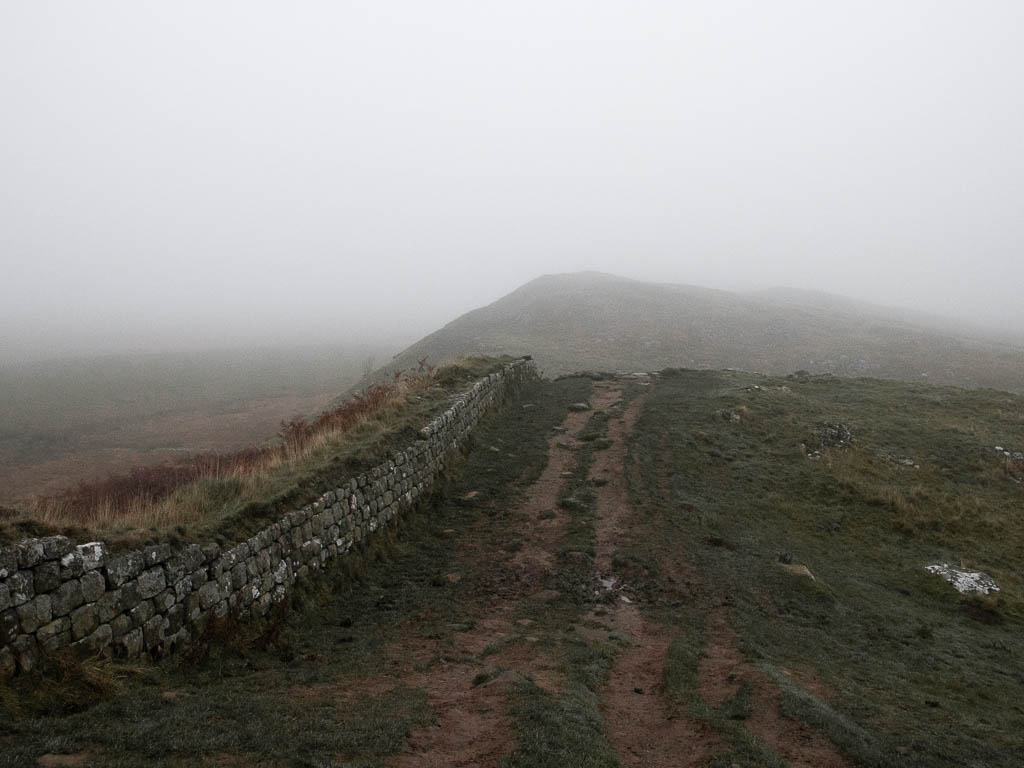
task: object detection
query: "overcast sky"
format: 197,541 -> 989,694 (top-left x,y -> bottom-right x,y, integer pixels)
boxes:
2,1 -> 1022,361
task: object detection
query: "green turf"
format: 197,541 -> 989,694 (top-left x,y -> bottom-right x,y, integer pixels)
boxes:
626,369 -> 1024,768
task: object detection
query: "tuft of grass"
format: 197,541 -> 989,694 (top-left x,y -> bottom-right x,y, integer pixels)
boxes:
504,678 -> 621,768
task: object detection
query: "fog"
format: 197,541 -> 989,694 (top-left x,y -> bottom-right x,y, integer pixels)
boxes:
2,1 -> 1022,362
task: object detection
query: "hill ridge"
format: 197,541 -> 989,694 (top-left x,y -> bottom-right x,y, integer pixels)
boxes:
381,271 -> 1024,393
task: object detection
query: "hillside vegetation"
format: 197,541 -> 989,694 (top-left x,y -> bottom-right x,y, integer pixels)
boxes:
385,272 -> 1024,392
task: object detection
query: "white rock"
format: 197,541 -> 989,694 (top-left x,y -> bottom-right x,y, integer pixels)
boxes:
925,563 -> 1000,595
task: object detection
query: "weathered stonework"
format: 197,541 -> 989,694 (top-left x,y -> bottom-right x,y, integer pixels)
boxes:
0,359 -> 535,674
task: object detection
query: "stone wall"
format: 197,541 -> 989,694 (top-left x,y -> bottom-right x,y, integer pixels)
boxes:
0,359 -> 536,676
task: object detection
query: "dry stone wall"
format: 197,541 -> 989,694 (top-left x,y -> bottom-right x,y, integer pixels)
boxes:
0,359 -> 536,676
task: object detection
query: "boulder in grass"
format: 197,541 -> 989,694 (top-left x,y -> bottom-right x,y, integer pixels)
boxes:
925,564 -> 1000,595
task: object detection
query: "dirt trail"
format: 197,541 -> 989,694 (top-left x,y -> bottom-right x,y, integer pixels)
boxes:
330,376 -> 849,767
589,382 -> 725,767
698,608 -> 852,768
372,387 -> 599,768
591,379 -> 850,768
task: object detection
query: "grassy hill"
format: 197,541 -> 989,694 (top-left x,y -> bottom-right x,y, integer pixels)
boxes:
6,368 -> 1022,766
384,272 -> 1024,392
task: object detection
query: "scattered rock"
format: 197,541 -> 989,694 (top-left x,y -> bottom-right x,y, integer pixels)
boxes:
462,491 -> 479,500
781,563 -> 816,580
925,564 -> 1000,595
446,573 -> 461,584
521,403 -> 536,410
818,423 -> 852,447
568,402 -> 592,412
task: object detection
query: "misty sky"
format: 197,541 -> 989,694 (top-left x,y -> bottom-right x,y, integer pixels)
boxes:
2,1 -> 1022,361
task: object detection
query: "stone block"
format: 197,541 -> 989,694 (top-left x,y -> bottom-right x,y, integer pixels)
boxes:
37,617 -> 72,652
59,549 -> 84,579
110,613 -> 132,639
166,603 -> 184,635
154,588 -> 175,613
33,561 -> 61,593
71,603 -> 99,640
191,567 -> 208,589
185,592 -> 202,621
116,627 -> 143,657
165,544 -> 204,582
51,578 -> 84,617
173,575 -> 193,602
16,539 -> 46,569
143,614 -> 166,649
0,583 -> 9,612
0,646 -> 14,677
197,581 -> 221,610
12,633 -> 38,673
136,567 -> 166,599
1,609 -> 18,645
201,543 -> 221,564
105,551 -> 144,587
17,594 -> 51,634
129,599 -> 154,628
41,536 -> 72,560
231,562 -> 248,590
73,623 -> 112,659
8,570 -> 34,606
76,542 -> 108,572
81,570 -> 106,602
0,548 -> 16,579
142,543 -> 171,567
116,580 -> 141,614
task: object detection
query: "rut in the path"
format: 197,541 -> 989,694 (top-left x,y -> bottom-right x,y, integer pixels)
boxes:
591,379 -> 851,768
378,384 -> 603,768
588,383 -> 725,767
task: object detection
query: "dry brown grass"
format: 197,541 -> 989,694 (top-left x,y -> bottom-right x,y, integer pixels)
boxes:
11,372 -> 438,538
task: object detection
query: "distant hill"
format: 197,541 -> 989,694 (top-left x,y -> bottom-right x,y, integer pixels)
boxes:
384,272 -> 1024,392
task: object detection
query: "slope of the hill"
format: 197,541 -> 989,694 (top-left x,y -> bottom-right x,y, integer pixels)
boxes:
386,272 -> 1024,392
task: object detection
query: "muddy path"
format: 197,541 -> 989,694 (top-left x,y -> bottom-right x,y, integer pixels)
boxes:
587,382 -> 725,767
586,378 -> 850,768
363,385 -> 604,767
698,607 -> 852,768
